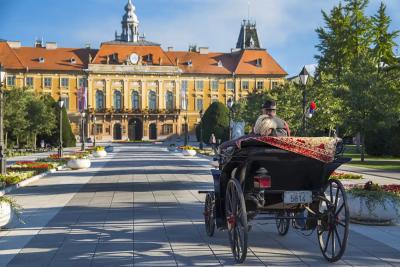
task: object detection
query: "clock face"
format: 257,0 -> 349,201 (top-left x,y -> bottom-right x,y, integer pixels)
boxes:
130,53 -> 139,64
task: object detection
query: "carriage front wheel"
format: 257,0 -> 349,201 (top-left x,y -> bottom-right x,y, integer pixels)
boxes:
204,192 -> 216,237
225,179 -> 248,263
317,178 -> 349,262
276,211 -> 290,236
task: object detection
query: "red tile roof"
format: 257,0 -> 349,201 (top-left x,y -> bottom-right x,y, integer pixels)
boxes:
234,49 -> 287,75
0,42 -> 24,69
92,43 -> 174,65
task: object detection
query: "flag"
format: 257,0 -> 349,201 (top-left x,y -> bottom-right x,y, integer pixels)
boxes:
78,85 -> 87,113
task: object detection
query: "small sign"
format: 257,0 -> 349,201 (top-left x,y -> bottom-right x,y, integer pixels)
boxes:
284,191 -> 312,204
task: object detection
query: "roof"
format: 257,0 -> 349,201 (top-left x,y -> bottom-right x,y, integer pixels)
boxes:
165,51 -> 239,75
234,49 -> 287,76
0,42 -> 25,69
12,47 -> 96,71
92,43 -> 174,65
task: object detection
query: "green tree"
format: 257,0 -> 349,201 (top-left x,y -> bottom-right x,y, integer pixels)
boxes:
201,102 -> 229,143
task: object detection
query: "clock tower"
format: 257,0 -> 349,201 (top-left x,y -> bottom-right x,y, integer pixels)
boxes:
115,0 -> 140,42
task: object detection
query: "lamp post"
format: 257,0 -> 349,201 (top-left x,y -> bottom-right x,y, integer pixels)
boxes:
58,99 -> 64,157
227,98 -> 234,140
299,66 -> 309,136
81,112 -> 86,151
91,114 -> 97,147
199,109 -> 203,149
184,114 -> 188,146
0,65 -> 7,175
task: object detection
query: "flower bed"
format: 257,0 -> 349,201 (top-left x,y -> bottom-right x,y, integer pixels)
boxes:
330,171 -> 363,180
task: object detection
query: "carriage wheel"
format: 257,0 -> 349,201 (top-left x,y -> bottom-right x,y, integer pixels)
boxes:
225,179 -> 248,263
317,179 -> 349,262
276,211 -> 290,236
204,192 -> 216,237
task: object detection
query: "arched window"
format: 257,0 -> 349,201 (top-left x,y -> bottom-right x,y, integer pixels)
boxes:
96,90 -> 104,110
166,91 -> 174,111
131,91 -> 140,109
113,90 -> 122,110
149,91 -> 156,111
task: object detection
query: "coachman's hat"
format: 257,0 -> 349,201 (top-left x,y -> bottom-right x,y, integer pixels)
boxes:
262,100 -> 277,110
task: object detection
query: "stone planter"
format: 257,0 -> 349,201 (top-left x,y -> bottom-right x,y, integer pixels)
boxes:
105,146 -> 114,153
0,201 -> 12,228
347,193 -> 399,225
67,158 -> 91,170
93,150 -> 107,158
182,149 -> 196,156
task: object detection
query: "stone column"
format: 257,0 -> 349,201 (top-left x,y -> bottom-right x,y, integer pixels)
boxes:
105,79 -> 111,109
158,80 -> 164,110
123,79 -> 129,111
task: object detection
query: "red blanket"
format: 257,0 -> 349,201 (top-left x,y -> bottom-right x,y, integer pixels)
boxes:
236,136 -> 338,163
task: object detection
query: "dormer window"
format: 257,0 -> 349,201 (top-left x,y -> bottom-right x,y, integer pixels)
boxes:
217,60 -> 223,67
147,54 -> 153,63
70,58 -> 76,64
188,60 -> 193,67
39,57 -> 45,63
256,58 -> 262,67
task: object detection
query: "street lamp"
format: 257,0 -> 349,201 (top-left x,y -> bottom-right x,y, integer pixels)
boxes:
91,114 -> 97,147
58,99 -> 64,157
81,112 -> 86,151
299,66 -> 309,136
0,65 -> 7,175
199,109 -> 203,149
227,98 -> 234,139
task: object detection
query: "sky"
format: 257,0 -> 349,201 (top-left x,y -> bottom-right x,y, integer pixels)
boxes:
0,0 -> 399,76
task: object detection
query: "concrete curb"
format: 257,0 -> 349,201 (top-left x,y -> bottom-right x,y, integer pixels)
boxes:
0,166 -> 65,197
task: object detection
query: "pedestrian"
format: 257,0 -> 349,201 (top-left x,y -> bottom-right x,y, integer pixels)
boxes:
261,100 -> 290,136
209,133 -> 217,154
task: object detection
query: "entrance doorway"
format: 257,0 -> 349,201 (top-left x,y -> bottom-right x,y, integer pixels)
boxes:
128,118 -> 142,141
149,123 -> 157,140
113,123 -> 122,140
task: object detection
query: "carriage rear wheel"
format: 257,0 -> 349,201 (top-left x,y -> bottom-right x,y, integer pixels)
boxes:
317,179 -> 349,262
276,211 -> 290,236
225,179 -> 248,263
204,192 -> 216,237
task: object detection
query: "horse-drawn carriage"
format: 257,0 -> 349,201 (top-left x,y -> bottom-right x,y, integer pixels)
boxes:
200,136 -> 350,263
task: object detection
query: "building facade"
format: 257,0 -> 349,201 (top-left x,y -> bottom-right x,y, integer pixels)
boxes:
0,0 -> 287,141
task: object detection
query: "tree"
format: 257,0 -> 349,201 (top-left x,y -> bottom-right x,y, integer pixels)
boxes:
201,102 -> 229,143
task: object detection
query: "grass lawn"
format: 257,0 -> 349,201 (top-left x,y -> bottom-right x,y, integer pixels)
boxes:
343,145 -> 400,171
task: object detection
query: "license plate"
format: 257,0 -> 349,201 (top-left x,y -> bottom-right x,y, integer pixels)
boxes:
284,191 -> 312,204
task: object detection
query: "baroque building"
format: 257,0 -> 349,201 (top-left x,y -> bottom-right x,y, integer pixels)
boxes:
0,0 -> 287,141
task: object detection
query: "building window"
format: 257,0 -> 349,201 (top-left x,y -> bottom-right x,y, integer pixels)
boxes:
61,94 -> 69,111
181,80 -> 188,91
166,91 -> 174,111
256,81 -> 264,90
181,82 -> 188,110
227,81 -> 234,91
95,124 -> 103,134
78,78 -> 86,88
96,90 -> 104,110
271,81 -> 279,89
131,91 -> 140,109
195,80 -> 204,91
113,90 -> 122,110
211,80 -> 218,91
163,124 -> 173,135
196,98 -> 203,111
149,91 -> 157,111
241,81 -> 249,90
26,77 -> 34,87
61,78 -> 69,88
6,76 -> 16,87
44,77 -> 52,88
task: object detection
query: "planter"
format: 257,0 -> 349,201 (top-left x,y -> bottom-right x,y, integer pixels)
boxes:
347,193 -> 399,225
0,201 -> 12,228
67,158 -> 91,170
93,150 -> 107,158
105,146 -> 114,153
182,149 -> 196,156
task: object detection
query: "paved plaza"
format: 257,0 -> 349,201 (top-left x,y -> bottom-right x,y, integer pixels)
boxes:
0,143 -> 399,266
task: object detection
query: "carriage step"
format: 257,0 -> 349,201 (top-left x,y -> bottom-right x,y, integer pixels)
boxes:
198,190 -> 214,194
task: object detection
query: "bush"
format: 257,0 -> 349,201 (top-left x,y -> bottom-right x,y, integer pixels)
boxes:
365,125 -> 400,156
201,102 -> 229,143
